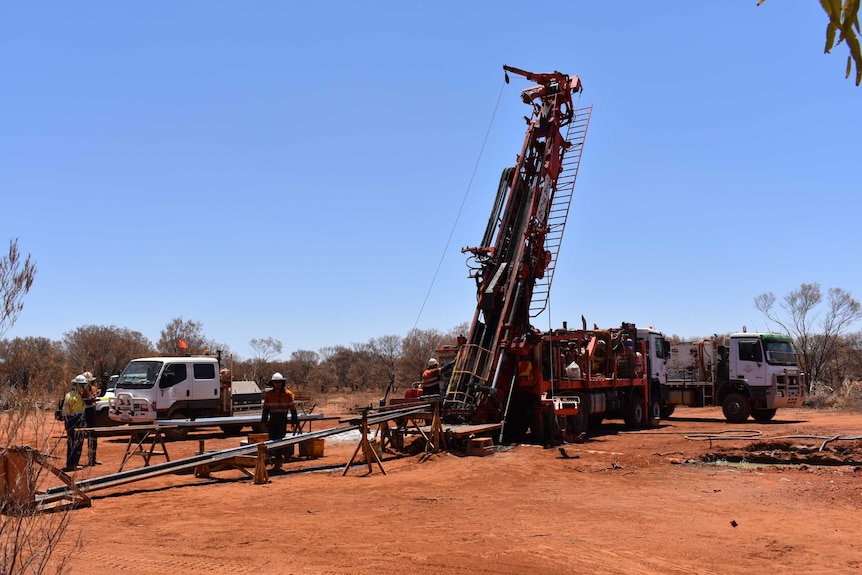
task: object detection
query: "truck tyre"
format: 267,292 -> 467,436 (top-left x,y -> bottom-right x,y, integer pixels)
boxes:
501,401 -> 530,443
660,404 -> 676,419
569,393 -> 589,435
752,408 -> 777,423
624,394 -> 646,429
722,393 -> 752,423
164,411 -> 190,441
530,407 -> 545,445
648,396 -> 661,428
542,407 -> 563,446
220,424 -> 244,436
94,409 -> 111,428
587,414 -> 603,429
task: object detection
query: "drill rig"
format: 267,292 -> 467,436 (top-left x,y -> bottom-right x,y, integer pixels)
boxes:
442,66 -> 592,443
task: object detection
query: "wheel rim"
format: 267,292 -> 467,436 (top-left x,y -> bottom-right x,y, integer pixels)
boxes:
727,400 -> 742,417
633,404 -> 643,425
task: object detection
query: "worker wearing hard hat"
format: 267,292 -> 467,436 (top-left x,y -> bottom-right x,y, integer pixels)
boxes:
60,375 -> 88,472
261,373 -> 298,471
421,358 -> 444,397
81,371 -> 100,465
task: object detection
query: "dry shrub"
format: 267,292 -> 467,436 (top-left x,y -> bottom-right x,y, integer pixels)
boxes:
1,383 -> 78,575
804,379 -> 862,411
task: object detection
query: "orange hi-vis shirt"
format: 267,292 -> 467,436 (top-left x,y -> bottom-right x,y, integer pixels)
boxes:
422,367 -> 441,386
263,387 -> 295,413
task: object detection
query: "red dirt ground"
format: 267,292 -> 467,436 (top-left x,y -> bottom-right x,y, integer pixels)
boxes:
32,406 -> 862,574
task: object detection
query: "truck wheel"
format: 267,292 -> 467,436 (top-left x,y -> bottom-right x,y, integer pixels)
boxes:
722,393 -> 752,423
648,396 -> 661,428
530,406 -> 546,445
660,404 -> 676,419
163,412 -> 190,441
220,424 -> 244,436
570,393 -> 589,435
624,394 -> 646,429
753,408 -> 777,423
94,409 -> 111,428
587,414 -> 603,429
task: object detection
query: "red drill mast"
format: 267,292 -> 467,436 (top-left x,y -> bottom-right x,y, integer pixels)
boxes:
443,66 -> 591,441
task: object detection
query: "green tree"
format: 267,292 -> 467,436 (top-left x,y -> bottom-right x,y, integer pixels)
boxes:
759,0 -> 862,85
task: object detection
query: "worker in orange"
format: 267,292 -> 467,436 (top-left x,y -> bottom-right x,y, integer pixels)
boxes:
421,358 -> 444,396
261,373 -> 297,471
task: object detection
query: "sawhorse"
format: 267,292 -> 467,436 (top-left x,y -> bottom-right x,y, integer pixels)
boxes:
343,409 -> 386,476
118,426 -> 173,472
378,400 -> 447,454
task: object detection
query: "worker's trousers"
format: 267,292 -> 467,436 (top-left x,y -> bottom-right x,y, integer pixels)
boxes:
84,406 -> 97,465
64,413 -> 85,470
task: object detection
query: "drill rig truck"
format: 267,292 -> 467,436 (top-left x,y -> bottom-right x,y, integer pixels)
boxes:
545,327 -> 805,430
427,66 -> 803,442
537,323 -> 669,438
440,65 -> 598,444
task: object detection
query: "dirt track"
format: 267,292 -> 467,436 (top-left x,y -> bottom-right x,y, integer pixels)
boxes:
42,406 -> 862,574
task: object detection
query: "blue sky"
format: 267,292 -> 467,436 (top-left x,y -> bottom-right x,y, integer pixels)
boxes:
2,2 -> 860,360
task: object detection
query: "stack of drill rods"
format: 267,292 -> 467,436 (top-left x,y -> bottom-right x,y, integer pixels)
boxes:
37,403 -> 431,505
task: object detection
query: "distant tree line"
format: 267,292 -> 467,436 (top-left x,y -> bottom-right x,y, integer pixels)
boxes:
0,314 -> 470,401
1,237 -> 861,405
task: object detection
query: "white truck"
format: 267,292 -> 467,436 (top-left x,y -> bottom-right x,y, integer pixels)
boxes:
662,331 -> 806,422
92,374 -> 119,427
108,355 -> 264,438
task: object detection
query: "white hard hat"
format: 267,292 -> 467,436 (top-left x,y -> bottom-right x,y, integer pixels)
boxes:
270,372 -> 286,383
73,374 -> 88,385
427,358 -> 439,369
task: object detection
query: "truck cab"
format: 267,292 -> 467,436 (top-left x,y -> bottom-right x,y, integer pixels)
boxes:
637,328 -> 670,386
722,332 -> 804,421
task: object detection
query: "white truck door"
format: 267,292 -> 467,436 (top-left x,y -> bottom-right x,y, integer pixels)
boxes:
731,338 -> 766,385
158,362 -> 189,404
638,329 -> 669,383
191,362 -> 219,401
649,333 -> 668,383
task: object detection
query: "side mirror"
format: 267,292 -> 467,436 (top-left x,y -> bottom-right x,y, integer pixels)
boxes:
159,371 -> 174,388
